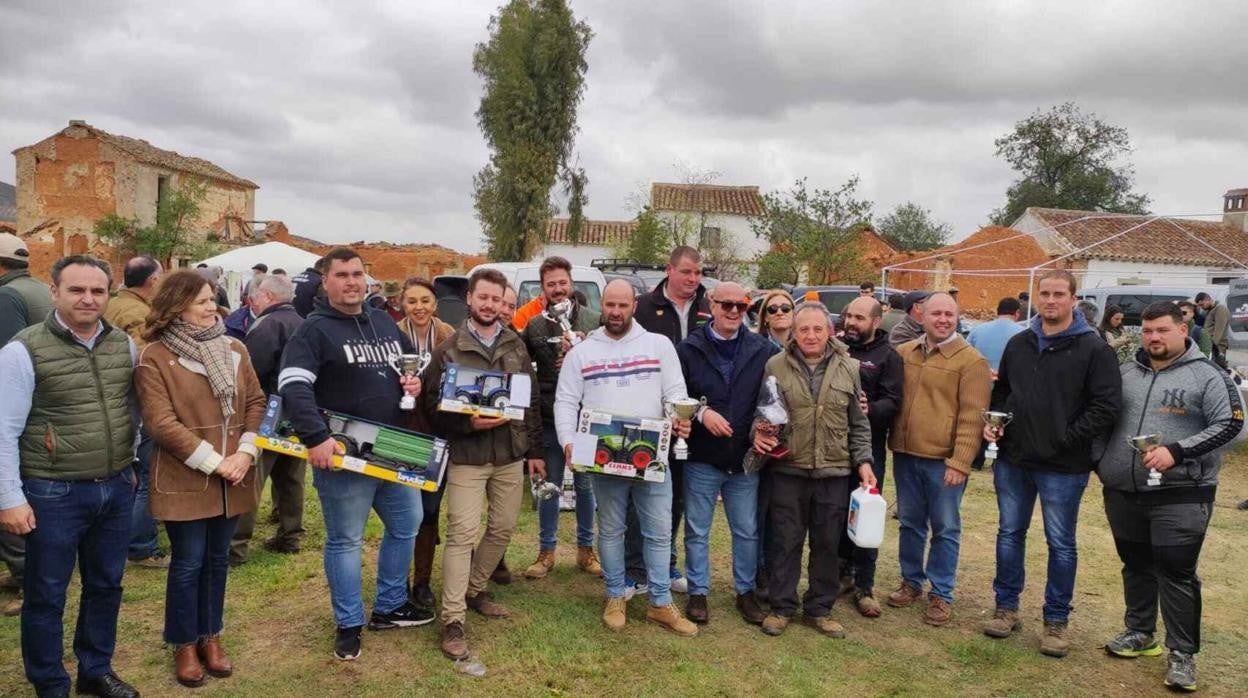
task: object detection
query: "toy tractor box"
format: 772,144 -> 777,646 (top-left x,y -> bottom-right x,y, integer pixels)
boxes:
437,363 -> 531,420
569,409 -> 672,483
256,395 -> 449,492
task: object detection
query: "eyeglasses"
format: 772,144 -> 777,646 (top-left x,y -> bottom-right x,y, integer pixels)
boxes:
766,303 -> 793,315
716,301 -> 750,313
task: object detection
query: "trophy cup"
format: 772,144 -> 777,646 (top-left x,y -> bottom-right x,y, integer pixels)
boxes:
1128,433 -> 1165,487
542,298 -> 582,347
391,353 -> 432,411
666,397 -> 704,460
531,475 -> 562,501
981,410 -> 1014,467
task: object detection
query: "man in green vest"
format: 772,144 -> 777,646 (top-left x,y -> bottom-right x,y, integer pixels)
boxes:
0,254 -> 140,698
0,232 -> 54,619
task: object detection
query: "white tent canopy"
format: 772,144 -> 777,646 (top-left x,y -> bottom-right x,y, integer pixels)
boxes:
194,241 -> 320,275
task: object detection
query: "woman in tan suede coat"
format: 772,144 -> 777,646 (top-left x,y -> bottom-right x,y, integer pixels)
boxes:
135,270 -> 266,688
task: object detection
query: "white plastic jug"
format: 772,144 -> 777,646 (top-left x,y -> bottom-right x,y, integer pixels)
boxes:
847,486 -> 886,549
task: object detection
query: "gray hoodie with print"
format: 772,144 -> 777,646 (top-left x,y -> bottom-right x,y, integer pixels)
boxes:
1097,339 -> 1244,502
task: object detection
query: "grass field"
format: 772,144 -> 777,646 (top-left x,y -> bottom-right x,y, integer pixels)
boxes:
1,450 -> 1246,697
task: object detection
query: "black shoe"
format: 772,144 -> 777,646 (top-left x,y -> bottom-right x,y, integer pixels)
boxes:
334,625 -> 362,660
736,591 -> 766,625
368,601 -> 436,630
686,594 -> 709,624
491,557 -> 512,585
411,581 -> 437,610
1238,499 -> 1248,511
263,536 -> 301,554
74,672 -> 139,698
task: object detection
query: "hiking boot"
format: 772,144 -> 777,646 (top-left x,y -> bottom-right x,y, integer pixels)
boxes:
2,590 -> 21,617
922,596 -> 952,626
1164,650 -> 1197,692
603,597 -> 627,631
646,603 -> 698,637
761,614 -> 790,637
577,545 -> 602,576
685,594 -> 709,624
263,536 -> 301,554
887,582 -> 924,608
368,601 -> 436,630
129,553 -> 169,569
491,556 -> 512,585
524,549 -> 556,580
334,625 -> 362,661
1105,629 -> 1164,658
440,622 -> 469,660
854,590 -> 882,618
804,615 -> 847,638
984,607 -> 1022,639
466,591 -> 512,619
736,591 -> 766,625
1040,622 -> 1070,658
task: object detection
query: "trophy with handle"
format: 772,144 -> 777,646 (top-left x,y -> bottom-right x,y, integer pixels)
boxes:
391,353 -> 432,411
981,410 -> 1013,467
1128,433 -> 1165,487
666,397 -> 704,460
542,298 -> 582,347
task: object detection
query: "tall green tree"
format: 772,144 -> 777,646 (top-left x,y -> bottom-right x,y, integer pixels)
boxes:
92,177 -> 211,266
991,102 -> 1151,225
472,0 -> 592,260
751,176 -> 873,288
877,202 -> 951,251
612,207 -> 668,265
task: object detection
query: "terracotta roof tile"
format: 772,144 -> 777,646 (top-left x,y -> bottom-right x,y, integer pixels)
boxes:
1025,207 -> 1248,267
545,218 -> 637,246
650,183 -> 765,217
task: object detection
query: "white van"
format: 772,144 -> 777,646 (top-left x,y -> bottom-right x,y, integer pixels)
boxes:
1077,285 -> 1227,327
466,262 -> 607,313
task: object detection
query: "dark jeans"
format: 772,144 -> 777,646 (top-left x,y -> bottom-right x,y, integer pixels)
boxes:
991,458 -> 1088,623
165,515 -> 239,646
625,459 -> 684,580
1104,489 -> 1212,654
230,451 -> 306,561
767,471 -> 850,618
128,436 -> 162,560
21,470 -> 134,695
837,443 -> 888,593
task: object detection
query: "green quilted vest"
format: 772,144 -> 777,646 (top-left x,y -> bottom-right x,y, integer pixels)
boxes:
0,269 -> 54,328
15,317 -> 135,480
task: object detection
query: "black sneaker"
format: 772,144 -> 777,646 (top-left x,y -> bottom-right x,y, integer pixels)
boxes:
334,625 -> 362,661
368,601 -> 435,630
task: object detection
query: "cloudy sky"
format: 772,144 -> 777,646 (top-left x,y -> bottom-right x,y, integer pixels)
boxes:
2,0 -> 1246,253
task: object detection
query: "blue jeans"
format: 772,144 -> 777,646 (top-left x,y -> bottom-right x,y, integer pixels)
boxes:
21,469 -> 134,695
313,468 -> 423,628
164,515 -> 238,645
683,461 -> 758,596
992,458 -> 1089,623
128,435 -> 162,560
593,474 -> 672,606
894,454 -> 966,603
538,425 -> 595,550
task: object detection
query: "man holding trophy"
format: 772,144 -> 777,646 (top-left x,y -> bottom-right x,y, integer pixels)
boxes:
982,270 -> 1121,657
554,280 -> 696,637
1097,302 -> 1244,692
521,256 -> 602,580
675,282 -> 778,627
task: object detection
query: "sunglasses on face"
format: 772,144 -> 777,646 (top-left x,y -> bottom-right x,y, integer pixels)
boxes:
716,301 -> 750,313
766,303 -> 793,315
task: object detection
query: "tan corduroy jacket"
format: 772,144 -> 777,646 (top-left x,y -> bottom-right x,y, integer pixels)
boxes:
889,334 -> 992,475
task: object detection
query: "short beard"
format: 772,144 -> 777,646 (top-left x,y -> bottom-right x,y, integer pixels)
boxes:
469,308 -> 497,328
605,317 -> 632,337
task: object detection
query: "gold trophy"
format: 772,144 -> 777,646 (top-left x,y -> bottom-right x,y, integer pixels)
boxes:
666,397 -> 704,460
1128,433 -> 1164,487
392,353 -> 432,411
981,410 -> 1014,467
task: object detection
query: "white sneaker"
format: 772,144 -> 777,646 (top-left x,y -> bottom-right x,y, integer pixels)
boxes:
670,573 -> 689,595
623,577 -> 649,602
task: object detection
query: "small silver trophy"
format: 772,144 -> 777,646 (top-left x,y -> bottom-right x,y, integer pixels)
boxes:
1128,433 -> 1165,487
391,353 -> 432,411
981,410 -> 1014,467
666,397 -> 704,460
542,298 -> 582,347
531,475 -> 562,501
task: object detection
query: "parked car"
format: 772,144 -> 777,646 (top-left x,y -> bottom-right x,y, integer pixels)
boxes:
783,285 -> 906,315
467,262 -> 607,313
1076,284 -> 1227,326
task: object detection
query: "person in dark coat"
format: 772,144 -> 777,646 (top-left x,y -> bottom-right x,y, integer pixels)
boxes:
290,257 -> 325,318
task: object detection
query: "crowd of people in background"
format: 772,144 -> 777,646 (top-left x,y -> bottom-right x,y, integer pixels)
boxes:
0,228 -> 1243,696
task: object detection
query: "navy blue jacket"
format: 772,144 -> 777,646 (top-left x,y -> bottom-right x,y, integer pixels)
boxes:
677,325 -> 779,473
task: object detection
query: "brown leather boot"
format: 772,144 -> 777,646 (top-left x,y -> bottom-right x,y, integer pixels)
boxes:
577,546 -> 602,576
197,635 -> 233,678
523,549 -> 556,579
441,622 -> 469,660
175,644 -> 205,688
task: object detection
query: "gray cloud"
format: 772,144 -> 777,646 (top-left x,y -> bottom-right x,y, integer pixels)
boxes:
2,0 -> 1246,252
